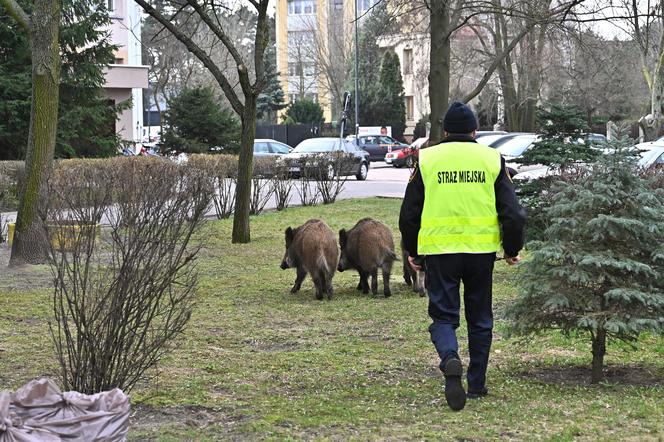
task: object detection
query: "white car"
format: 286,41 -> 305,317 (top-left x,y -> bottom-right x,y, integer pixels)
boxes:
636,143 -> 664,168
514,142 -> 664,181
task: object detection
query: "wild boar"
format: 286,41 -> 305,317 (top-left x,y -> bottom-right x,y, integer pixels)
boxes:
401,239 -> 426,297
337,218 -> 397,297
280,219 -> 339,300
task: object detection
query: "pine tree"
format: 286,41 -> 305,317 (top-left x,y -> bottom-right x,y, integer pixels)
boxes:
507,138 -> 664,383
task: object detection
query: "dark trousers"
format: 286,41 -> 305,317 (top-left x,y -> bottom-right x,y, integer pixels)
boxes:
425,253 -> 495,392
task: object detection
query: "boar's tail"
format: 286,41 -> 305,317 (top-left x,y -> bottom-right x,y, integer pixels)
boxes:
317,254 -> 331,274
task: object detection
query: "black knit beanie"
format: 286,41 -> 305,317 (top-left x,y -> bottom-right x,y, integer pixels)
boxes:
443,101 -> 478,134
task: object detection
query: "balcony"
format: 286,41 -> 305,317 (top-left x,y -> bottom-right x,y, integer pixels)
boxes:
103,64 -> 149,89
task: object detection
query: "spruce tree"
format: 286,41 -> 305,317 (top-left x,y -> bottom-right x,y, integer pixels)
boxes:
162,86 -> 240,154
378,51 -> 406,141
283,99 -> 324,125
507,138 -> 664,383
257,43 -> 286,124
347,2 -> 393,129
517,103 -> 600,240
0,0 -> 124,159
519,103 -> 596,169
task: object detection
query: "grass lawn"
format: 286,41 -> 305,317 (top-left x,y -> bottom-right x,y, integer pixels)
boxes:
0,197 -> 662,441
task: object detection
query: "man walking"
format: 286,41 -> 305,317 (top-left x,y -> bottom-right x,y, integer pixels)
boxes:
399,102 -> 526,411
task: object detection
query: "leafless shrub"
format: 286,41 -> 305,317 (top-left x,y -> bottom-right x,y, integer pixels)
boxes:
296,156 -> 320,206
46,157 -> 213,394
188,154 -> 238,219
272,158 -> 294,211
310,152 -> 355,204
250,156 -> 276,215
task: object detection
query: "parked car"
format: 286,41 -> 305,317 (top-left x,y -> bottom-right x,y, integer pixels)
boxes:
496,134 -> 539,159
385,137 -> 428,168
253,139 -> 292,157
513,142 -> 664,182
475,130 -> 507,140
281,137 -> 370,180
357,135 -> 408,161
637,143 -> 664,169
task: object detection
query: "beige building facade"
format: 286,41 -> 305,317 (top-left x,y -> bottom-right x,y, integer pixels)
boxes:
377,33 -> 431,137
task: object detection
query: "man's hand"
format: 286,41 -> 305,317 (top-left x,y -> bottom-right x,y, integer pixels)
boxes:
408,255 -> 422,272
505,255 -> 521,266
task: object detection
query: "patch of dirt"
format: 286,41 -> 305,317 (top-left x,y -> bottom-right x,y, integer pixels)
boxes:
520,364 -> 664,387
0,244 -> 53,291
129,404 -> 250,439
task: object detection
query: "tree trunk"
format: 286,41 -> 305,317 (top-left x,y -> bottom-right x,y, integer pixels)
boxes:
428,1 -> 451,144
9,0 -> 61,266
591,329 -> 606,383
495,13 -> 519,132
232,95 -> 257,243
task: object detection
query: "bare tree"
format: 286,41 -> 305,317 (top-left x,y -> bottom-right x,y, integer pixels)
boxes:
413,0 -> 586,141
287,30 -> 319,100
0,0 -> 60,266
134,0 -> 270,243
625,0 -> 664,139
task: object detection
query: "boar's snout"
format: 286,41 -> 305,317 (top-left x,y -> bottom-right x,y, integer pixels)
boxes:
280,261 -> 289,270
337,256 -> 347,272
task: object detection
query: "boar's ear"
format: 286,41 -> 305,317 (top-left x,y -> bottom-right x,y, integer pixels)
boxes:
285,226 -> 294,243
338,229 -> 347,248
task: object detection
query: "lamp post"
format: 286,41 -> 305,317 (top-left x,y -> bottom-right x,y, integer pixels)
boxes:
354,0 -> 360,144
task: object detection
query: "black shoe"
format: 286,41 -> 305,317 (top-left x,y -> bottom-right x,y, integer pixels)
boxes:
443,358 -> 466,411
467,387 -> 488,399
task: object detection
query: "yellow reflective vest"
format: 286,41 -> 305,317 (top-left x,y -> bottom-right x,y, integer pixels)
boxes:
417,141 -> 502,255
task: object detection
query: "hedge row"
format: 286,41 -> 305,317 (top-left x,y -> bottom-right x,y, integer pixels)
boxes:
0,153 -> 348,222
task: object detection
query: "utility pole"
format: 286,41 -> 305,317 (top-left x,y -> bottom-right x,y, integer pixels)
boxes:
354,0 -> 360,144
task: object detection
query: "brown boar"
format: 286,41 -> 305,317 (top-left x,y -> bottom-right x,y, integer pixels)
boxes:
401,239 -> 426,297
337,218 -> 398,297
280,219 -> 339,300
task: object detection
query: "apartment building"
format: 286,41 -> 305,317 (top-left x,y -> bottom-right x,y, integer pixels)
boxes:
103,0 -> 149,143
275,0 -> 379,122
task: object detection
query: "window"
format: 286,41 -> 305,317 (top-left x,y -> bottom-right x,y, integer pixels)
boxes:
288,62 -> 303,76
107,0 -> 114,11
288,0 -> 316,15
270,142 -> 290,154
334,0 -> 343,10
289,93 -> 300,103
114,57 -> 124,64
358,0 -> 378,13
254,142 -> 270,153
303,63 -> 316,77
405,96 -> 414,120
403,48 -> 413,75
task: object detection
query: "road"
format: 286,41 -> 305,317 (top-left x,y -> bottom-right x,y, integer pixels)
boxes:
338,162 -> 410,199
0,162 -> 411,232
